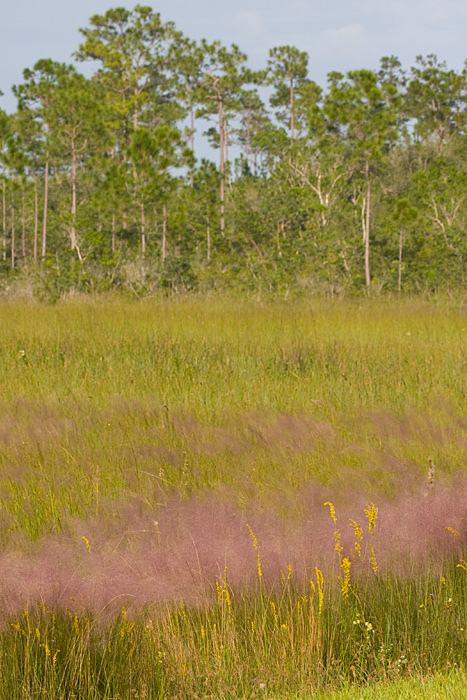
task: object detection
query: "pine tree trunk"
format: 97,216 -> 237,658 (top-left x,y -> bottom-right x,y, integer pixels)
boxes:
71,139 -> 77,251
364,159 -> 371,288
42,148 -> 49,261
190,105 -> 195,188
207,217 -> 211,262
133,91 -> 139,131
290,77 -> 295,143
111,212 -> 116,254
21,188 -> 26,259
161,202 -> 167,262
218,96 -> 225,237
33,182 -> 38,264
224,119 -> 229,179
141,202 -> 146,256
2,141 -> 6,262
10,190 -> 15,270
398,229 -> 403,293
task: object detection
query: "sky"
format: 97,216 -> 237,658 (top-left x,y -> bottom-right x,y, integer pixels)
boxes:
2,0 -> 467,114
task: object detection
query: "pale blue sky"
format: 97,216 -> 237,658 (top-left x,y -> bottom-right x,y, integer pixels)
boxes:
2,0 -> 467,113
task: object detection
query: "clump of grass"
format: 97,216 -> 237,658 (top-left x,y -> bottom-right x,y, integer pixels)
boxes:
2,504 -> 467,698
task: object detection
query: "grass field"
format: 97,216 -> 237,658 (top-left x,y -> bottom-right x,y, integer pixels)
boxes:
0,295 -> 467,698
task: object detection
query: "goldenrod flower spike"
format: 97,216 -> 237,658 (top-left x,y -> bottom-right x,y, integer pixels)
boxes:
446,527 -> 459,538
315,568 -> 324,618
363,503 -> 378,574
364,503 -> 378,534
270,601 -> 279,629
247,524 -> 262,580
324,502 -> 343,557
334,529 -> 343,555
324,502 -> 337,523
349,519 -> 363,557
339,558 -> 351,598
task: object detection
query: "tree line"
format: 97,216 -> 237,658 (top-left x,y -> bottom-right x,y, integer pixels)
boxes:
1,4 -> 467,298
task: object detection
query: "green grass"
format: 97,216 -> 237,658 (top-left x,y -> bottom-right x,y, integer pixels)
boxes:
0,295 -> 467,698
0,295 -> 466,540
316,671 -> 466,699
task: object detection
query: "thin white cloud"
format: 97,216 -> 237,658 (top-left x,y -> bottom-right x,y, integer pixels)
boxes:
323,23 -> 366,49
236,11 -> 262,35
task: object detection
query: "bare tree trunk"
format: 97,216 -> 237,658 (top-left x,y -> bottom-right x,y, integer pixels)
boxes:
398,229 -> 403,293
206,217 -> 211,262
2,141 -> 6,262
290,77 -> 295,143
141,202 -> 146,256
190,105 -> 195,188
21,188 -> 26,259
224,118 -> 229,181
71,140 -> 77,251
10,190 -> 15,270
33,182 -> 38,264
217,96 -> 225,237
133,90 -> 139,131
109,148 -> 118,251
161,202 -> 167,263
111,212 -> 116,254
42,139 -> 49,261
364,159 -> 371,288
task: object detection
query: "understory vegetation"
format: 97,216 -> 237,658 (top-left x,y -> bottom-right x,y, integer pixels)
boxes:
0,296 -> 466,697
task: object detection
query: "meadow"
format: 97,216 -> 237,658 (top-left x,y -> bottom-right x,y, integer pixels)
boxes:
0,295 -> 467,698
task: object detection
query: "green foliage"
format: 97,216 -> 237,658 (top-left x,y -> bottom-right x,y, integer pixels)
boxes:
1,8 -> 467,296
